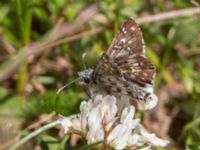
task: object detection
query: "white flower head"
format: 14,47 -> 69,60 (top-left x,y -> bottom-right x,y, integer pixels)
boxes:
59,94 -> 169,149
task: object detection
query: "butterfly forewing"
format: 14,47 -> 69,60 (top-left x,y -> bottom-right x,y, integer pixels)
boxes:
106,19 -> 144,59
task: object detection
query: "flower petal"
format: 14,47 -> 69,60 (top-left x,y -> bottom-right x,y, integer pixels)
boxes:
147,135 -> 170,147
127,134 -> 140,146
59,116 -> 73,133
105,117 -> 118,131
101,95 -> 117,124
120,106 -> 135,125
107,124 -> 131,149
80,101 -> 91,133
139,126 -> 170,147
87,127 -> 104,144
88,107 -> 102,130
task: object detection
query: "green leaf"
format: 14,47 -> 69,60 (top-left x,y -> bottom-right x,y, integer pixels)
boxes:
39,135 -> 60,150
0,87 -> 24,123
79,141 -> 102,150
23,90 -> 81,119
186,144 -> 200,150
173,20 -> 200,46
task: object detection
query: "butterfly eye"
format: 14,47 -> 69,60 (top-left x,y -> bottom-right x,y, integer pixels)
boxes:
84,78 -> 90,84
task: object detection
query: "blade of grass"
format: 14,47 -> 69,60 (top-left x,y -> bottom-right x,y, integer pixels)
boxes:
16,0 -> 32,92
16,0 -> 32,45
23,0 -> 32,44
9,120 -> 60,150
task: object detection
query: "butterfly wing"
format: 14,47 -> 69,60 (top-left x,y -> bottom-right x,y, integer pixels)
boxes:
106,19 -> 144,58
92,19 -> 155,101
92,54 -> 151,101
106,19 -> 155,87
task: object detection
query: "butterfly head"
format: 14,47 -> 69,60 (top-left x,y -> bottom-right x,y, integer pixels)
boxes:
78,69 -> 93,86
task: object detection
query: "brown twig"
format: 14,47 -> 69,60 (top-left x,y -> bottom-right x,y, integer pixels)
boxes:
43,28 -> 103,50
40,7 -> 200,49
190,0 -> 200,6
136,7 -> 200,24
36,7 -> 200,49
45,7 -> 200,50
26,112 -> 56,131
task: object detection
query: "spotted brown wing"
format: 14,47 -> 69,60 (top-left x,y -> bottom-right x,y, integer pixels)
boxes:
92,54 -> 133,96
94,19 -> 155,88
91,19 -> 156,102
106,19 -> 144,58
92,53 -> 152,101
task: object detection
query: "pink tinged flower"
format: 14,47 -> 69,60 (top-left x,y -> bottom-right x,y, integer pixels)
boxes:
107,124 -> 131,150
131,119 -> 140,129
105,117 -> 118,132
120,106 -> 135,125
142,133 -> 170,147
72,117 -> 81,131
59,94 -> 169,149
101,95 -> 118,124
139,126 -> 170,147
127,134 -> 140,146
87,107 -> 102,130
87,127 -> 104,144
59,116 -> 73,133
80,101 -> 91,114
86,107 -> 104,144
80,101 -> 91,134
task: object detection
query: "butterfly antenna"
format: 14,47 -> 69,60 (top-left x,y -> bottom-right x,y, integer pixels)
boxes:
82,52 -> 87,70
56,77 -> 81,94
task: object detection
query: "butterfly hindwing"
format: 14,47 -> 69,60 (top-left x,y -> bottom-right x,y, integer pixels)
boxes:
92,54 -> 151,101
117,54 -> 155,87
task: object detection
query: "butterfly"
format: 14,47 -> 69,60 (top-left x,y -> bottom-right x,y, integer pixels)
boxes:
78,19 -> 157,108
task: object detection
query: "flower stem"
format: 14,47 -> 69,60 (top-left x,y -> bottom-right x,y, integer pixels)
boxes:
9,120 -> 60,150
